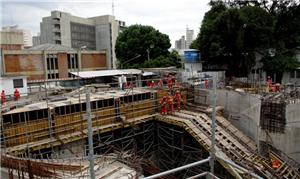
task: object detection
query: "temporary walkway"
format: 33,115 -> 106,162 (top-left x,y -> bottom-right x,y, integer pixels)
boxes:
156,109 -> 300,179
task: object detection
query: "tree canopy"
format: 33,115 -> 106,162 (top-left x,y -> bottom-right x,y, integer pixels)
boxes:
193,0 -> 300,77
116,24 -> 180,68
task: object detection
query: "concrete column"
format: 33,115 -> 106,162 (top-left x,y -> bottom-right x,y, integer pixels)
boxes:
57,53 -> 68,78
78,50 -> 82,71
43,50 -> 47,80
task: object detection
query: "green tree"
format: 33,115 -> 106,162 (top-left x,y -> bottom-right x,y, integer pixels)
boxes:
194,4 -> 277,76
115,24 -> 171,68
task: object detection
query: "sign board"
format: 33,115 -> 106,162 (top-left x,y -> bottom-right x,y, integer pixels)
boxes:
184,50 -> 200,63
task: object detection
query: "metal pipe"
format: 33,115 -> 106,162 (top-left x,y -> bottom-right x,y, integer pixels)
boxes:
210,73 -> 217,175
85,89 -> 95,179
216,155 -> 263,179
186,172 -> 207,179
142,157 -> 210,179
187,172 -> 221,179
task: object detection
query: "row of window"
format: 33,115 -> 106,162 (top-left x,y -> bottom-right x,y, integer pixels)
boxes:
46,55 -> 58,70
3,109 -> 49,124
290,70 -> 300,79
2,93 -> 152,125
67,54 -> 78,69
70,22 -> 95,34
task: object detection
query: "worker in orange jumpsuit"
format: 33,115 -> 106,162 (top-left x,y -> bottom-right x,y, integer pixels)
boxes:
175,80 -> 180,88
205,79 -> 209,89
158,79 -> 163,87
150,80 -> 155,88
167,75 -> 173,89
160,96 -> 168,115
14,89 -> 20,101
267,76 -> 273,92
272,159 -> 281,169
168,95 -> 174,113
1,90 -> 6,104
175,90 -> 181,112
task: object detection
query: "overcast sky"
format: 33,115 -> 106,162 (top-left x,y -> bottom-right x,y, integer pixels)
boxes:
0,0 -> 211,47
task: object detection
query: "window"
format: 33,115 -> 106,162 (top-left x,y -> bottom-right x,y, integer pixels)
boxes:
297,70 -> 300,78
290,71 -> 295,78
13,79 -> 23,88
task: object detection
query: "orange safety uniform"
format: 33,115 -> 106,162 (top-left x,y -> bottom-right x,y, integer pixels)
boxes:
14,89 -> 20,101
160,96 -> 168,115
150,81 -> 155,88
175,91 -> 181,111
168,95 -> 174,113
272,159 -> 281,169
158,79 -> 163,87
167,76 -> 173,89
1,90 -> 6,104
205,80 -> 209,89
175,80 -> 180,88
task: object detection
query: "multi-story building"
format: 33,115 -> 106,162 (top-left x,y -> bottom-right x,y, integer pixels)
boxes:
0,26 -> 24,50
1,26 -> 32,48
32,33 -> 41,47
40,11 -> 126,69
186,27 -> 194,49
1,43 -> 107,81
23,30 -> 32,47
175,36 -> 186,50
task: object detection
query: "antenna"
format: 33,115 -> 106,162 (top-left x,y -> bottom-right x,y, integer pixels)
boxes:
112,0 -> 115,16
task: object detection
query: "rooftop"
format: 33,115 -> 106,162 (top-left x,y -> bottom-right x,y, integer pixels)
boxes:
70,69 -> 154,78
27,43 -> 76,52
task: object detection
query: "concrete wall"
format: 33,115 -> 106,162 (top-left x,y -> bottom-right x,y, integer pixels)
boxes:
3,50 -> 107,80
0,76 -> 28,96
57,53 -> 68,78
53,139 -> 85,158
282,71 -> 300,86
201,89 -> 300,162
81,53 -> 106,70
4,53 -> 44,80
259,102 -> 300,162
199,89 -> 261,145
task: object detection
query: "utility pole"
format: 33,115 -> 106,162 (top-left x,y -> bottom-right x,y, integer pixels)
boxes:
210,73 -> 217,176
85,88 -> 95,179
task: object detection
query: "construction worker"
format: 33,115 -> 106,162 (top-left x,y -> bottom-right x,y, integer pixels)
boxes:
160,96 -> 168,115
175,90 -> 181,111
205,79 -> 209,89
167,75 -> 173,89
266,76 -> 272,92
1,90 -> 6,105
150,80 -> 155,88
271,159 -> 281,170
14,89 -> 20,101
147,80 -> 151,88
158,79 -> 163,87
168,95 -> 174,113
175,80 -> 180,88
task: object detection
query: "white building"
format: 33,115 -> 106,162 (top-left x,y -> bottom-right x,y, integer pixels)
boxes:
2,26 -> 32,47
0,76 -> 28,96
23,30 -> 32,47
186,28 -> 194,49
175,36 -> 186,50
40,11 -> 126,69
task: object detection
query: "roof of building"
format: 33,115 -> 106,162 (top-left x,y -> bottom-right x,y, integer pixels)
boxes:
27,43 -> 76,52
70,69 -> 143,78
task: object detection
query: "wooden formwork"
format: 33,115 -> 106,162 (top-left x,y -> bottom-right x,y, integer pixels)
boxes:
2,91 -> 158,149
3,118 -> 50,147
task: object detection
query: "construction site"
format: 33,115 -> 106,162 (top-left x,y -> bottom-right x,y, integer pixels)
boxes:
1,71 -> 300,179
